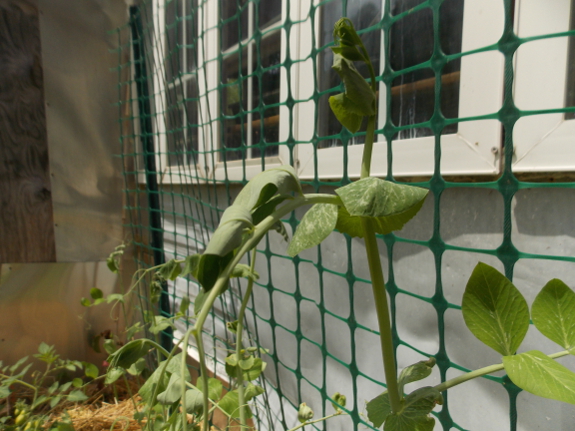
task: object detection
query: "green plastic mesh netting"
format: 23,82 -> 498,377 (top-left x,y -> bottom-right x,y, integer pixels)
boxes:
115,0 -> 575,430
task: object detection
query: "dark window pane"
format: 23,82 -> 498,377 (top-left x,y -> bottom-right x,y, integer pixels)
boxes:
221,0 -> 249,50
185,78 -> 199,162
166,0 -> 183,82
185,0 -> 198,71
166,86 -> 186,165
259,0 -> 281,29
390,0 -> 426,15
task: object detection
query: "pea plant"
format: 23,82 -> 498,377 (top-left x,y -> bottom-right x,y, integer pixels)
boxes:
97,17 -> 575,431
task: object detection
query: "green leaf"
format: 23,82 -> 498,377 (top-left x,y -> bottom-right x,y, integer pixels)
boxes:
196,252 -> 234,291
149,316 -> 176,335
138,366 -> 169,405
329,93 -> 363,133
49,381 -> 59,394
183,388 -> 204,414
331,54 -> 375,116
287,204 -> 339,257
462,262 -> 530,356
179,296 -> 191,316
127,357 -> 147,376
251,195 -> 289,225
159,259 -> 182,281
398,357 -> 436,395
126,322 -> 144,340
231,264 -> 259,281
105,367 -> 125,385
366,391 -> 391,428
59,381 -> 73,392
108,339 -> 151,369
233,165 -> 302,211
532,279 -> 575,350
333,18 -> 366,56
0,386 -> 9,399
107,255 -> 120,273
72,378 -> 83,388
197,377 -> 223,401
55,421 -> 76,431
331,45 -> 365,62
82,362 -> 99,379
244,383 -> 264,402
157,373 -> 184,405
67,390 -> 88,402
50,395 -> 62,408
80,297 -> 92,307
503,350 -> 575,405
384,387 -> 442,431
181,254 -> 201,278
106,293 -> 124,304
243,358 -> 266,381
336,178 -> 428,219
9,356 -> 29,373
239,355 -> 255,370
90,287 -> 104,300
218,390 -> 252,419
103,339 -> 118,355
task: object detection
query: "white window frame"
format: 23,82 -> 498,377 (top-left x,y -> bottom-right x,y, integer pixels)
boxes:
512,0 -> 575,173
294,0 -> 506,180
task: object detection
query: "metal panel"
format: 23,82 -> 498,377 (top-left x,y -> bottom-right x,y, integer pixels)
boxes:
38,0 -> 128,261
0,261 -> 124,367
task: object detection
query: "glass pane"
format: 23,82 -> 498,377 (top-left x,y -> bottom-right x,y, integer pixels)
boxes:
185,78 -> 199,163
259,0 -> 281,30
389,0 -> 463,133
185,0 -> 198,72
317,0 -> 382,148
166,0 -> 183,82
221,0 -> 249,51
166,85 -> 186,165
252,31 -> 281,157
221,48 -> 248,161
565,0 -> 575,119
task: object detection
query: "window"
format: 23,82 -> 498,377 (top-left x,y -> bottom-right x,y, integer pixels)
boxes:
512,0 -> 575,173
295,0 -> 506,179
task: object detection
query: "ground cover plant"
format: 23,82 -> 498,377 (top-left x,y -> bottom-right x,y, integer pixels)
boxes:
3,17 -> 575,431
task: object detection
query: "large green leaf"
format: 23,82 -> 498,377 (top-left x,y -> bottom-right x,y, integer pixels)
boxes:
462,262 -> 530,356
532,279 -> 575,350
233,165 -> 302,211
384,387 -> 442,431
196,252 -> 234,291
398,357 -> 436,395
184,388 -> 204,414
205,206 -> 253,257
287,204 -> 339,257
366,391 -> 391,428
157,373 -> 184,405
218,390 -> 252,419
197,377 -> 223,401
331,54 -> 375,116
503,350 -> 575,405
335,199 -> 427,238
329,93 -> 364,134
336,178 -> 428,218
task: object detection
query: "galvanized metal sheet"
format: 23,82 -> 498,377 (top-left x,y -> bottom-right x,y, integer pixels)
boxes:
38,0 -> 128,262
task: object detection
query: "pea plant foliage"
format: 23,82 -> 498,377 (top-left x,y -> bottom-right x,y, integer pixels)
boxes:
82,17 -> 575,431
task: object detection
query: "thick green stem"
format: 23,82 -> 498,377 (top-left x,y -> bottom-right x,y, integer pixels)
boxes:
434,349 -> 572,393
361,218 -> 401,413
235,248 -> 258,430
360,115 -> 377,179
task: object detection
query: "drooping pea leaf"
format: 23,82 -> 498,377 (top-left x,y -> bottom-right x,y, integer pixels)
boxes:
184,388 -> 204,414
108,339 -> 152,369
197,377 -> 223,401
503,350 -> 575,405
331,54 -> 375,116
331,45 -> 365,62
366,391 -> 391,428
105,367 -> 124,385
252,195 -> 289,225
90,287 -> 103,300
194,289 -> 207,316
329,93 -> 364,134
158,259 -> 182,281
233,166 -> 302,211
67,390 -> 88,403
179,296 -> 191,315
205,206 -> 253,257
462,262 -> 529,356
287,204 -> 339,257
157,373 -> 185,405
532,279 -> 575,350
82,362 -> 99,379
196,252 -> 234,291
333,17 -> 366,57
139,365 -> 169,405
398,357 -> 436,395
384,387 -> 442,431
149,316 -> 176,335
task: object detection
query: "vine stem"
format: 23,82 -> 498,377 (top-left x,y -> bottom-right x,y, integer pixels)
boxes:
286,411 -> 347,431
235,247 -> 258,430
434,349 -> 572,393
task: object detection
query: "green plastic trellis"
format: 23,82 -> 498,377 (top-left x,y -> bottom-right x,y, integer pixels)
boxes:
115,0 -> 575,430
